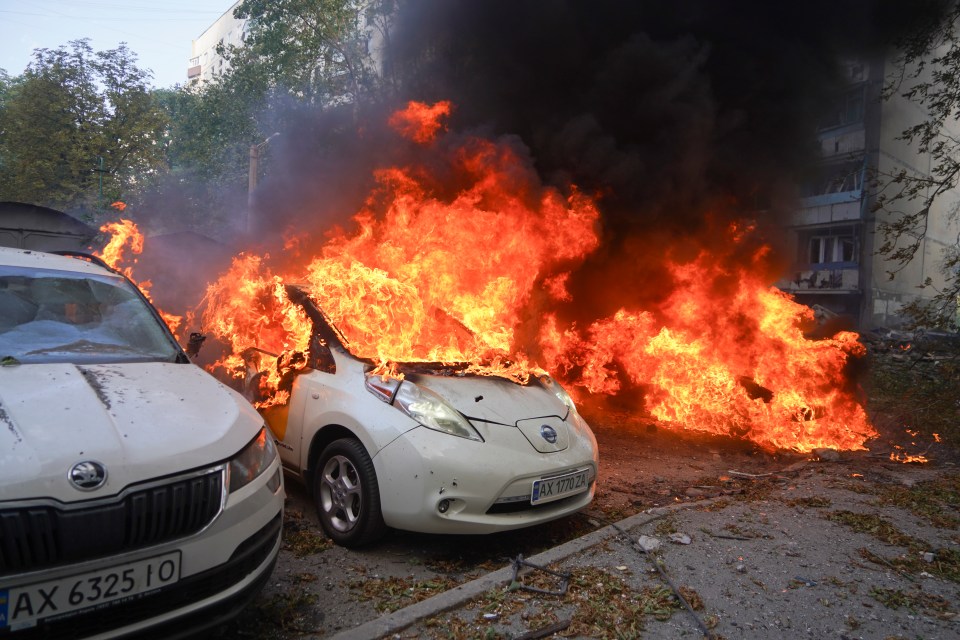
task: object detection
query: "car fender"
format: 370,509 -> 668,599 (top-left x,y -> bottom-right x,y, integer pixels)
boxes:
283,367 -> 419,476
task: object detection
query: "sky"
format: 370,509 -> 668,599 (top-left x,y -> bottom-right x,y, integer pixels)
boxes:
0,0 -> 237,88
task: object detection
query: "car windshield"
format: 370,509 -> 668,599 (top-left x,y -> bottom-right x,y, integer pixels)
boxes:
0,265 -> 181,364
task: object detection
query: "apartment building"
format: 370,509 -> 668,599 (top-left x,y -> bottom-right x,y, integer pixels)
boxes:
777,58 -> 960,329
187,1 -> 248,85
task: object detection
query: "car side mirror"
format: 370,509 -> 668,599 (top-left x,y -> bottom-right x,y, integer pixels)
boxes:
185,332 -> 206,358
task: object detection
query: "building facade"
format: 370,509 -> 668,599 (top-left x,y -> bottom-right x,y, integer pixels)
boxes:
187,1 -> 248,85
777,57 -> 960,329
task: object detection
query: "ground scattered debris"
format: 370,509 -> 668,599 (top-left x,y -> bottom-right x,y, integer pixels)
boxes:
669,533 -> 692,545
281,509 -> 334,557
812,447 -> 841,462
508,555 -> 571,596
637,535 -> 661,552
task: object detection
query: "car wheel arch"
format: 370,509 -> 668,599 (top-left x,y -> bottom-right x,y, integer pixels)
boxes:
305,424 -> 374,490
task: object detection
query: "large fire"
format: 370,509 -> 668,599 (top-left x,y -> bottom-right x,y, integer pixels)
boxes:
538,241 -> 872,451
104,101 -> 879,453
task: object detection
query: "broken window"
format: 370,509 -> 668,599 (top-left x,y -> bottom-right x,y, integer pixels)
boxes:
803,226 -> 858,266
799,159 -> 864,197
0,267 -> 180,364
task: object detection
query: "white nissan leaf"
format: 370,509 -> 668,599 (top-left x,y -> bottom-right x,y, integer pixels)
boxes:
246,285 -> 598,548
0,247 -> 284,639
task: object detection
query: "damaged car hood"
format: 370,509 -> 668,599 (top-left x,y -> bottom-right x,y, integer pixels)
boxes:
0,362 -> 262,502
409,373 -> 567,425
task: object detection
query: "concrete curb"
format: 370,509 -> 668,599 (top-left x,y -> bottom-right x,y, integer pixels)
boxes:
329,508 -> 675,640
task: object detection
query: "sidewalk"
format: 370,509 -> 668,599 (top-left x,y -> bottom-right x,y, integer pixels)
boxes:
332,457 -> 960,639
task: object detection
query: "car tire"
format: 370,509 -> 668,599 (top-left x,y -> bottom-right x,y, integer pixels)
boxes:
313,438 -> 387,547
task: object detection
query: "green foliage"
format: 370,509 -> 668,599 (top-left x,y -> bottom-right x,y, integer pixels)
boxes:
0,39 -> 168,215
141,67 -> 271,233
134,0 -> 398,233
153,83 -> 262,183
0,2 -> 398,231
231,0 -> 397,106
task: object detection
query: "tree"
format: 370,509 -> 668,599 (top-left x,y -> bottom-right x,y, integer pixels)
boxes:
230,0 -> 396,107
142,79 -> 267,234
0,69 -> 15,174
0,39 -> 168,214
874,3 -> 960,330
132,0 -> 398,234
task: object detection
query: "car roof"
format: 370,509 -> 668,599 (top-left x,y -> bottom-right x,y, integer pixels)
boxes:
0,246 -> 114,277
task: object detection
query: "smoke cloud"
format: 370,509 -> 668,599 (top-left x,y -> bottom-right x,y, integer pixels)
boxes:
138,0 -> 951,338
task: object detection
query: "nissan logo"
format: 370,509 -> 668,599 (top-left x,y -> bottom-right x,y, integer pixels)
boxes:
68,461 -> 107,491
540,425 -> 558,444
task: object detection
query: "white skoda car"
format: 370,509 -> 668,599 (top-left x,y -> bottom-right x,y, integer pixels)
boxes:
247,285 -> 598,548
0,247 -> 284,638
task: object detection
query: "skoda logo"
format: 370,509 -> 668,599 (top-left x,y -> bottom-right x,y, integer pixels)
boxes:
540,424 -> 558,444
68,461 -> 107,491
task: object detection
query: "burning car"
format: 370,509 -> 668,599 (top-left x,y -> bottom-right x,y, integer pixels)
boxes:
0,247 -> 283,638
241,285 -> 598,548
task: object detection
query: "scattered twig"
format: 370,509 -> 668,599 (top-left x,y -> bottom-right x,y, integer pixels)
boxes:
700,529 -> 752,541
512,620 -> 571,640
728,470 -> 773,479
591,516 -> 716,640
509,554 -> 571,596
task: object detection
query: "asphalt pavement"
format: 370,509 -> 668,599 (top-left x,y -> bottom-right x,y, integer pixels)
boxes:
329,455 -> 960,640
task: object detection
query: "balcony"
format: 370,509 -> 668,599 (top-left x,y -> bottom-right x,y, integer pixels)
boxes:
778,266 -> 860,294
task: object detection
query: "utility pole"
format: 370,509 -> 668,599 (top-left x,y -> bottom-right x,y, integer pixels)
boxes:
94,156 -> 108,211
247,133 -> 280,234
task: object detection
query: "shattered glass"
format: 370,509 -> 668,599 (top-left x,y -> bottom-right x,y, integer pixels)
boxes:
0,266 -> 181,364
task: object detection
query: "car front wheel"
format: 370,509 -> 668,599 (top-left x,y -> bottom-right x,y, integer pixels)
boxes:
313,438 -> 386,547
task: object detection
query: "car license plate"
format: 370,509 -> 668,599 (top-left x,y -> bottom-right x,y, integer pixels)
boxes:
531,469 -> 589,505
1,551 -> 181,630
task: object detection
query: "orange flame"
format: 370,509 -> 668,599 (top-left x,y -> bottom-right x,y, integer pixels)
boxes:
388,100 -> 452,143
97,219 -> 142,277
201,129 -> 599,403
890,446 -> 929,464
95,218 -> 183,336
538,236 -> 874,452
196,101 -> 876,451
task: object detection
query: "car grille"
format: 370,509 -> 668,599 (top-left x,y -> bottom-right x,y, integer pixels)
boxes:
485,492 -> 585,514
0,468 -> 224,575
0,513 -> 281,640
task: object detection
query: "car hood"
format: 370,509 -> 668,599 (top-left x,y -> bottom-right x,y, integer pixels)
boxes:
0,362 -> 263,503
409,373 -> 567,424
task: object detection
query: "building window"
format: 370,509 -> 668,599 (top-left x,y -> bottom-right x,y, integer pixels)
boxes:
803,226 -> 858,266
799,159 -> 864,197
810,236 -> 856,264
818,86 -> 865,130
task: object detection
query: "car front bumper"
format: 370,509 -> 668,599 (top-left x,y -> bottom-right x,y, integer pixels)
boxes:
373,416 -> 598,534
0,459 -> 284,640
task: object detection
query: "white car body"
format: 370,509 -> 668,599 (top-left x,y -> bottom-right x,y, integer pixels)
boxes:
258,285 -> 598,546
0,247 -> 284,639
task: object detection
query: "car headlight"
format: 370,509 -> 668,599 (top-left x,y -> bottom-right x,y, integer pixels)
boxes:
393,380 -> 483,441
229,426 -> 279,492
539,374 -> 577,415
